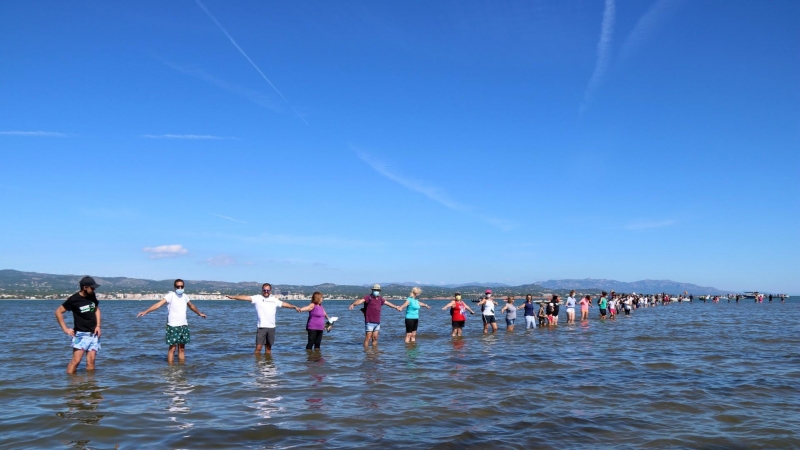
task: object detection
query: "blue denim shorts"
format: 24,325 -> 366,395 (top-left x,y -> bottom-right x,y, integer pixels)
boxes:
506,318 -> 516,326
365,322 -> 381,332
72,331 -> 101,352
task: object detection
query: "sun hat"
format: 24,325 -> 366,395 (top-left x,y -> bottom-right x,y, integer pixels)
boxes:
372,284 -> 381,290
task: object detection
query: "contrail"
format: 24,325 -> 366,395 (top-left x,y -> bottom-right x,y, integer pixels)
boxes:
580,0 -> 616,115
194,0 -> 309,125
618,0 -> 682,65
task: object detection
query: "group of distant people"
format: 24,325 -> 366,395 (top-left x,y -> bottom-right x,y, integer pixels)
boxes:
54,277 -> 787,374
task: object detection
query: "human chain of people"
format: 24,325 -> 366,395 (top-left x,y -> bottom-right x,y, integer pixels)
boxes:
55,276 -> 788,374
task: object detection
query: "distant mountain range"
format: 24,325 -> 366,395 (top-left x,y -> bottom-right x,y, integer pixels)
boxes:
0,269 -> 733,299
536,279 -> 729,295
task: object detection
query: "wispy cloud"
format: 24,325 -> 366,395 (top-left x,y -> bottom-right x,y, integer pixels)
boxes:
618,0 -> 683,65
357,151 -> 467,211
163,61 -> 281,112
194,0 -> 309,125
580,0 -> 616,115
356,150 -> 516,231
143,244 -> 190,259
0,131 -> 68,137
142,134 -> 231,140
624,219 -> 676,230
202,254 -> 238,266
208,212 -> 247,224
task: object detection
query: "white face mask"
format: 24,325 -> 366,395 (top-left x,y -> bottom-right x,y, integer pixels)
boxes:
372,290 -> 380,297
175,288 -> 184,295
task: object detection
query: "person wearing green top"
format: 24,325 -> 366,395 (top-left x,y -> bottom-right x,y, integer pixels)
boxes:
397,287 -> 431,343
598,291 -> 608,319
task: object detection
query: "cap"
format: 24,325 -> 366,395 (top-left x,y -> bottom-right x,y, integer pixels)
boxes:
79,276 -> 100,289
485,289 -> 492,294
372,284 -> 381,290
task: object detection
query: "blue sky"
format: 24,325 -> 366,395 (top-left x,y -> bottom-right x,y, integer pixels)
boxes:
0,0 -> 797,292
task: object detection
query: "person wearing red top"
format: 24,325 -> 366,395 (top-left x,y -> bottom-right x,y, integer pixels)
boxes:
441,293 -> 475,337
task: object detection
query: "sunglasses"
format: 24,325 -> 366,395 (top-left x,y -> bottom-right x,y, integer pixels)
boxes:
262,289 -> 271,293
175,286 -> 185,289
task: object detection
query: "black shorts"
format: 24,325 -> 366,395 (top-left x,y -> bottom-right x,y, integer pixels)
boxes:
405,318 -> 419,333
483,315 -> 496,324
599,309 -> 607,316
256,327 -> 276,347
452,320 -> 465,329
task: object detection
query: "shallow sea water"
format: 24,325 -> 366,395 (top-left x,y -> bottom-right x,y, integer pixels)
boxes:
1,299 -> 798,449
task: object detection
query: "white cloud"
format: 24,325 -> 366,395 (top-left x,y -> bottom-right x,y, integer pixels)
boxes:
194,0 -> 308,125
203,255 -> 237,266
625,220 -> 676,230
580,0 -> 616,115
0,131 -> 68,137
142,134 -> 230,140
208,212 -> 247,224
143,244 -> 190,259
356,149 -> 517,231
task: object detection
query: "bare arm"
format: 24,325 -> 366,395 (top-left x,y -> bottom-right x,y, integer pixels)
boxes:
226,295 -> 252,301
465,305 -> 476,314
396,300 -> 410,311
419,302 -> 431,309
55,305 -> 75,337
94,307 -> 102,337
187,301 -> 207,318
298,302 -> 316,312
441,301 -> 455,310
281,301 -> 300,312
384,301 -> 401,311
137,298 -> 167,317
349,298 -> 366,310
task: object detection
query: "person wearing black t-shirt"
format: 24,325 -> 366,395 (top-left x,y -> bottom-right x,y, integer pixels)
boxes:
55,276 -> 102,374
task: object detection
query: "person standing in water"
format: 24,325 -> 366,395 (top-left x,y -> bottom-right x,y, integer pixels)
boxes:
137,279 -> 207,363
397,287 -> 431,343
55,276 -> 102,374
298,292 -> 331,351
579,295 -> 592,321
226,283 -> 300,355
349,284 -> 402,347
441,292 -> 475,337
477,290 -> 498,334
598,291 -> 608,320
522,295 -> 537,329
550,295 -> 561,325
565,290 -> 577,324
500,296 -> 517,331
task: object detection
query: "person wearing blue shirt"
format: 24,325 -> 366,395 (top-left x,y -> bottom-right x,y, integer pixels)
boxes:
397,287 -> 431,343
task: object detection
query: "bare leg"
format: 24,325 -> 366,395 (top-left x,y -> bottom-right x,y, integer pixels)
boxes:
364,331 -> 373,347
67,349 -> 85,374
86,350 -> 97,371
410,331 -> 417,342
405,333 -> 412,344
491,323 -> 498,333
167,345 -> 176,364
255,344 -> 263,355
372,331 -> 379,346
178,344 -> 186,361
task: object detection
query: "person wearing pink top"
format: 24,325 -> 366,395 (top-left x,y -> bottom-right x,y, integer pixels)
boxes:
579,295 -> 592,321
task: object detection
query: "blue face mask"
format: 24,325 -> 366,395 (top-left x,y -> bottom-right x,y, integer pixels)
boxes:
175,289 -> 184,295
372,290 -> 380,297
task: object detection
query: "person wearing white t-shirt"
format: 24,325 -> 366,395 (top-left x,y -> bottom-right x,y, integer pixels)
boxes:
137,279 -> 207,363
227,282 -> 300,355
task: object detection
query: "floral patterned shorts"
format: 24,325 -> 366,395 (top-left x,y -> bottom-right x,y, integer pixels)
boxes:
166,325 -> 190,345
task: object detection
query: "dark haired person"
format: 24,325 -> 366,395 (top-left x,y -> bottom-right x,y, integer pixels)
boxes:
522,294 -> 537,329
227,283 -> 300,355
598,291 -> 608,319
137,279 -> 207,363
441,293 -> 475,336
55,276 -> 102,374
349,284 -> 402,347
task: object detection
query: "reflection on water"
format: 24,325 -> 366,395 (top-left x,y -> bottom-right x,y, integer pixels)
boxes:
161,365 -> 195,429
56,374 -> 106,425
250,356 -> 283,421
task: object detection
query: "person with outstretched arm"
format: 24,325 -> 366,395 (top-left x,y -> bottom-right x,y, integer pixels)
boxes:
349,284 -> 402,347
137,279 -> 206,363
226,282 -> 299,355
